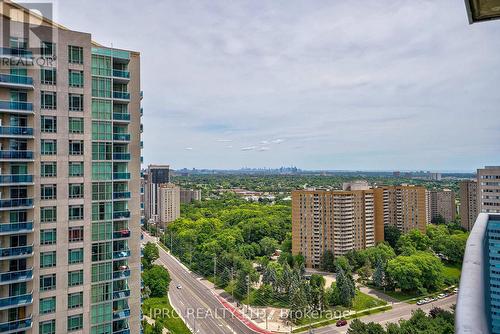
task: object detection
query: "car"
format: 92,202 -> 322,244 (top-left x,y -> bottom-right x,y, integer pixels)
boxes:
437,294 -> 446,299
336,320 -> 347,327
453,288 -> 459,293
416,300 -> 424,305
176,285 -> 182,289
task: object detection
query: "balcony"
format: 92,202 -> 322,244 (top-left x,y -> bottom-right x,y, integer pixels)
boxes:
0,293 -> 32,311
0,174 -> 33,185
113,69 -> 130,80
113,229 -> 131,239
0,269 -> 33,285
0,48 -> 33,60
113,211 -> 131,220
113,250 -> 131,259
113,269 -> 131,280
113,289 -> 131,299
113,192 -> 131,200
0,74 -> 34,90
0,127 -> 33,138
113,329 -> 130,334
0,198 -> 33,210
0,101 -> 33,114
113,92 -> 130,101
0,151 -> 33,161
0,222 -> 33,235
0,245 -> 33,260
113,153 -> 130,161
113,308 -> 131,320
113,133 -> 131,142
0,317 -> 32,334
113,172 -> 131,180
113,113 -> 130,122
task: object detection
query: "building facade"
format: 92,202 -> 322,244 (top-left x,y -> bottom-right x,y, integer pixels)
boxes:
459,180 -> 478,231
0,2 -> 141,333
179,188 -> 201,204
478,166 -> 500,214
427,189 -> 457,223
144,164 -> 170,222
158,183 -> 180,228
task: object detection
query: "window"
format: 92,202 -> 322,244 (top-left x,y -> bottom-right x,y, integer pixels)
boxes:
68,248 -> 84,264
41,116 -> 57,133
92,99 -> 112,120
41,41 -> 55,57
92,162 -> 112,180
91,262 -> 112,283
92,183 -> 112,201
69,118 -> 84,134
91,242 -> 112,262
40,67 -> 56,85
92,54 -> 111,76
91,282 -> 112,303
41,162 -> 57,177
69,70 -> 83,87
69,162 -> 84,177
41,91 -> 57,109
92,121 -> 112,140
41,139 -> 57,155
68,292 -> 83,309
68,45 -> 83,64
92,221 -> 112,241
69,94 -> 83,111
41,206 -> 57,223
92,142 -> 112,160
69,140 -> 84,155
69,183 -> 84,199
92,202 -> 112,221
92,77 -> 111,98
39,319 -> 56,334
40,229 -> 56,245
40,274 -> 56,291
68,270 -> 83,287
90,302 -> 113,325
41,184 -> 57,200
67,314 -> 83,332
69,226 -> 84,242
40,297 -> 56,314
10,37 -> 27,49
40,251 -> 56,268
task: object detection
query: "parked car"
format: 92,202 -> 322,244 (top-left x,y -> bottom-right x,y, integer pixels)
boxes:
437,293 -> 446,299
336,320 -> 347,327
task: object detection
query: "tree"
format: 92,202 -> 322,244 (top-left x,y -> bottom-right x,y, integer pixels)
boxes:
334,268 -> 356,307
334,256 -> 352,274
320,250 -> 336,272
373,259 -> 386,288
259,237 -> 279,257
431,215 -> 447,225
347,319 -> 386,334
142,265 -> 171,297
152,322 -> 163,334
396,229 -> 431,254
142,242 -> 159,269
384,225 -> 401,249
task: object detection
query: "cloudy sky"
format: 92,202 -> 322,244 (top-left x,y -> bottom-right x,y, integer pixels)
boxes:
53,0 -> 500,171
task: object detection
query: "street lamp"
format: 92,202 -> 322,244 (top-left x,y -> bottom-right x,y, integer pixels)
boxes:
465,0 -> 500,23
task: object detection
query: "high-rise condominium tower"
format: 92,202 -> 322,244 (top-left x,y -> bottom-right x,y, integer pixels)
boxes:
427,189 -> 457,224
0,2 -> 142,333
478,166 -> 500,214
144,164 -> 170,223
459,180 -> 478,231
158,183 -> 180,228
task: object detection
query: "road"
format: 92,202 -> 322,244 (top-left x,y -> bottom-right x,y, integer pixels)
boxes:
143,232 -> 258,334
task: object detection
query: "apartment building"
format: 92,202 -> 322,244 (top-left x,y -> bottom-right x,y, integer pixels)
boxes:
0,2 -> 141,333
158,183 -> 180,228
179,188 -> 201,204
427,189 -> 457,223
144,164 -> 170,223
478,166 -> 500,214
292,184 -> 428,268
459,180 -> 478,231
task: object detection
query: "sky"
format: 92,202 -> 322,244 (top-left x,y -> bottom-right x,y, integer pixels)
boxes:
52,0 -> 500,171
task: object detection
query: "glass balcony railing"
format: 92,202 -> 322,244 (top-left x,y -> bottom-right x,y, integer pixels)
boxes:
0,198 -> 33,208
113,92 -> 130,100
113,289 -> 131,299
0,269 -> 33,284
113,133 -> 131,141
113,192 -> 131,200
0,101 -> 33,112
113,250 -> 131,259
0,74 -> 33,86
0,317 -> 32,333
113,229 -> 131,239
0,48 -> 33,59
0,222 -> 33,234
0,127 -> 33,136
113,113 -> 131,121
113,269 -> 131,280
113,153 -> 130,160
0,174 -> 33,184
113,308 -> 131,320
113,329 -> 130,334
113,211 -> 131,219
0,294 -> 32,310
0,151 -> 33,159
113,69 -> 130,79
113,172 -> 130,180
0,245 -> 33,259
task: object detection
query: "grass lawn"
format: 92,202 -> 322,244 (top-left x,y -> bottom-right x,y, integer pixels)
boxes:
442,263 -> 461,283
142,297 -> 191,334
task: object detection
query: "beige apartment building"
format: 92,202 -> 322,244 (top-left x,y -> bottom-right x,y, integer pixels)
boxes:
158,183 -> 180,228
292,184 -> 427,268
144,164 -> 170,223
0,2 -> 142,333
478,166 -> 500,214
459,180 -> 478,231
427,189 -> 457,223
179,188 -> 201,204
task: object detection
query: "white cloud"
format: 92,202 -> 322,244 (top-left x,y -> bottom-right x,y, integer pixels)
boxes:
184,147 -> 193,151
241,146 -> 256,151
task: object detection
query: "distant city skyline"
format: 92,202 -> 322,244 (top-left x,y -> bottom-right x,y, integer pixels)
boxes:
55,0 -> 500,170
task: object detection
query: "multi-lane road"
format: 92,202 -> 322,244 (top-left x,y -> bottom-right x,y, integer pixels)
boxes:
143,232 -> 258,334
